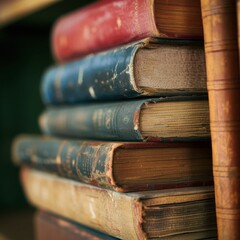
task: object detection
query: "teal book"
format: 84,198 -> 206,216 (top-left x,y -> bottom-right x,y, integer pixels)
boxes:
39,97 -> 210,141
12,135 -> 213,192
42,38 -> 206,105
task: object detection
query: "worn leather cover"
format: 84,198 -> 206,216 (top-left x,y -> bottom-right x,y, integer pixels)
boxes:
52,0 -> 203,62
43,40 -> 141,104
12,135 -> 213,192
35,211 -> 117,240
42,38 -> 206,105
39,96 -> 210,141
22,168 -> 216,240
201,0 -> 240,239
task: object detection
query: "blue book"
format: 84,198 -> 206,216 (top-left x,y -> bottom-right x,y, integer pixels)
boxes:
39,96 -> 210,141
42,38 -> 206,105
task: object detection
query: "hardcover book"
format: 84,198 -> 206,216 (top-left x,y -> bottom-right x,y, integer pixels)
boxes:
22,168 -> 217,240
52,0 -> 203,61
35,211 -> 117,240
12,135 -> 213,192
201,0 -> 240,238
42,39 -> 206,105
39,97 -> 210,141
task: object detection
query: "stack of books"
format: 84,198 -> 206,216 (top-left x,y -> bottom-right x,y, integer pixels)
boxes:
12,0 -> 218,239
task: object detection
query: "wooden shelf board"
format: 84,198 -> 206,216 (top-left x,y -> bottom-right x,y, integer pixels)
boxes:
0,0 -> 58,27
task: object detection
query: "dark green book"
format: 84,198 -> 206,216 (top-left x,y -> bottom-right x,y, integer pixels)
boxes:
39,97 -> 210,141
42,38 -> 206,105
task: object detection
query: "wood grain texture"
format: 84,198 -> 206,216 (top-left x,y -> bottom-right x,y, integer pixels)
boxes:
201,0 -> 240,239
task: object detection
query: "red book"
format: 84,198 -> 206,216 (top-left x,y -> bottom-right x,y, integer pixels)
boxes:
52,0 -> 203,62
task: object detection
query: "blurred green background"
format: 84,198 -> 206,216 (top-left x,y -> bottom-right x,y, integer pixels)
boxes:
0,1 -> 92,239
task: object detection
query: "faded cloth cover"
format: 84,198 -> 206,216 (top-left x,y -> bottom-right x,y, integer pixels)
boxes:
22,168 -> 216,240
52,0 -> 203,61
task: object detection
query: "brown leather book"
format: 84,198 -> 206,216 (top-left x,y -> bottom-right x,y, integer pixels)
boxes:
201,0 -> 240,239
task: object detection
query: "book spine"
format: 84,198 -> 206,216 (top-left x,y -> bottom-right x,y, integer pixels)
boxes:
42,42 -> 141,105
35,211 -> 118,240
12,136 -> 122,191
201,1 -> 240,239
52,0 -> 157,62
22,168 -> 144,240
40,99 -> 146,141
